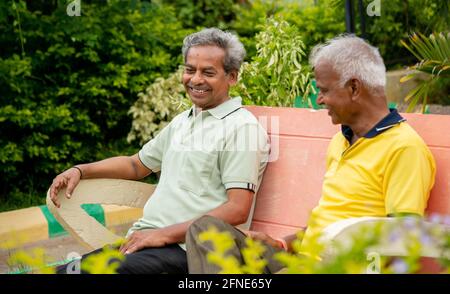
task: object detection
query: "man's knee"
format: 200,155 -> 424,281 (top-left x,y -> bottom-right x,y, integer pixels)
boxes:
186,215 -> 229,244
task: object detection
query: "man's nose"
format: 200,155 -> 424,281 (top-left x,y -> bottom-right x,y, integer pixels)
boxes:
191,71 -> 204,84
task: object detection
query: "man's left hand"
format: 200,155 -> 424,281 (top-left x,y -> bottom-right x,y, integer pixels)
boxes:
119,229 -> 168,255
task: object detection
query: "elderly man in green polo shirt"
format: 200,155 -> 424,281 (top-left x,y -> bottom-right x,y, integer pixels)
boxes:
185,34 -> 436,273
49,28 -> 269,274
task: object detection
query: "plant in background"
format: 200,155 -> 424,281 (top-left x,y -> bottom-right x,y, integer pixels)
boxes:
127,67 -> 190,145
231,17 -> 313,107
277,0 -> 345,57
400,32 -> 450,113
0,0 -> 190,211
229,0 -> 286,60
160,0 -> 237,29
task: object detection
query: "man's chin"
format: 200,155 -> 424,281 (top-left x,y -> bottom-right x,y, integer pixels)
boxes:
331,118 -> 340,125
329,114 -> 340,125
189,96 -> 207,107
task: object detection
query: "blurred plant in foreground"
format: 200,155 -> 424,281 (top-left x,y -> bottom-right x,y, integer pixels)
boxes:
199,216 -> 450,274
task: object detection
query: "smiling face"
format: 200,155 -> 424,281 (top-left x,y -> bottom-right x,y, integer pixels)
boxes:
182,45 -> 237,110
315,62 -> 355,125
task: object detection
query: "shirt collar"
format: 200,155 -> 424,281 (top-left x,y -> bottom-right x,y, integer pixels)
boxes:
188,97 -> 243,119
341,108 -> 406,142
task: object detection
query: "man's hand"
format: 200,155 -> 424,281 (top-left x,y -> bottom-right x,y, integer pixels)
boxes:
49,167 -> 82,208
119,229 -> 169,255
240,229 -> 282,249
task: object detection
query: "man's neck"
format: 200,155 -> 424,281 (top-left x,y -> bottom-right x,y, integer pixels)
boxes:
194,106 -> 202,116
348,106 -> 390,141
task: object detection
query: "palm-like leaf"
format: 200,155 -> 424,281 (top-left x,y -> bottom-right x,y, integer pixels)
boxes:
400,32 -> 450,113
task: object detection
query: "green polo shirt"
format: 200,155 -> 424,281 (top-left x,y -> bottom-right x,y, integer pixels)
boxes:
127,97 -> 269,247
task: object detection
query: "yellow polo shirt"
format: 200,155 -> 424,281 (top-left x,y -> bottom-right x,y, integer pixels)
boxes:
301,109 -> 436,249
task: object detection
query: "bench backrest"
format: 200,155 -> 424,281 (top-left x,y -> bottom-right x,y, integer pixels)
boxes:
247,106 -> 450,239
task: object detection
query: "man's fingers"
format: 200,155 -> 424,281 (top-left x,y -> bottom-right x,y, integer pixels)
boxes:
65,179 -> 78,198
119,238 -> 130,253
119,237 -> 132,254
120,234 -> 142,254
50,184 -> 61,208
125,242 -> 141,255
119,243 -> 125,253
120,241 -> 133,254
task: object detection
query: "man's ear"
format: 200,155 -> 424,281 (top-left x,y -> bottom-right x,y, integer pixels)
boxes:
228,70 -> 238,86
347,78 -> 362,101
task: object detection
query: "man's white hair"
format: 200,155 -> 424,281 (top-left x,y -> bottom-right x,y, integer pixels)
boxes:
309,34 -> 386,94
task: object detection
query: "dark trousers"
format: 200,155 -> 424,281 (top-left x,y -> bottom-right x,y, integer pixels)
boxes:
185,215 -> 284,274
56,243 -> 188,274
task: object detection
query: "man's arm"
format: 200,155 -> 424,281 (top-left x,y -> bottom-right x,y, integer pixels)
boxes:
119,188 -> 254,254
384,144 -> 435,216
49,153 -> 151,208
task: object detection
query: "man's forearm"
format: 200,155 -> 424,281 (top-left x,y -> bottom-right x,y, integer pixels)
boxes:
77,155 -> 149,180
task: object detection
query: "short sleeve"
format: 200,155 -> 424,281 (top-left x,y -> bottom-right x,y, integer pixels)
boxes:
384,144 -> 436,216
219,123 -> 270,192
138,122 -> 173,173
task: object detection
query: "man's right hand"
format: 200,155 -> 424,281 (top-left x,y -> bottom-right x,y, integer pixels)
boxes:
49,167 -> 82,208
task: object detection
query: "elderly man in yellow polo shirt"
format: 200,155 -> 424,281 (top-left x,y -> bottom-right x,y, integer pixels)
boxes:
185,34 -> 436,273
49,28 -> 269,274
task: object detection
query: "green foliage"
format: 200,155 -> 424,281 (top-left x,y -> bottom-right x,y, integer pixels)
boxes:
231,18 -> 313,107
229,0 -> 286,60
0,0 -> 189,210
159,0 -> 237,29
277,0 -> 345,57
127,67 -> 190,145
231,0 -> 447,70
401,32 -> 450,112
361,0 -> 448,68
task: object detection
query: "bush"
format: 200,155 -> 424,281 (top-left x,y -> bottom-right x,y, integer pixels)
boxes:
0,0 -> 189,210
160,0 -> 237,29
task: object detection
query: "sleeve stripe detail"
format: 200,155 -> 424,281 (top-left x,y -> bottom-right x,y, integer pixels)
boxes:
224,182 -> 256,191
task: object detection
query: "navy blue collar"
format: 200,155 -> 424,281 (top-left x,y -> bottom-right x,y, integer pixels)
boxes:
341,108 -> 406,143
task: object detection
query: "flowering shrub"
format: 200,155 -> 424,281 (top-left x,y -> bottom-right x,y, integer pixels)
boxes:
127,67 -> 190,145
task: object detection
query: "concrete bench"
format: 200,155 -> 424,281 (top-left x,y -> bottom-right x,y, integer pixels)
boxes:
46,106 -> 450,271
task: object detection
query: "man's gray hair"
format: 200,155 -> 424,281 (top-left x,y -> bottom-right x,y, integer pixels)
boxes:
309,34 -> 386,94
182,28 -> 246,73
